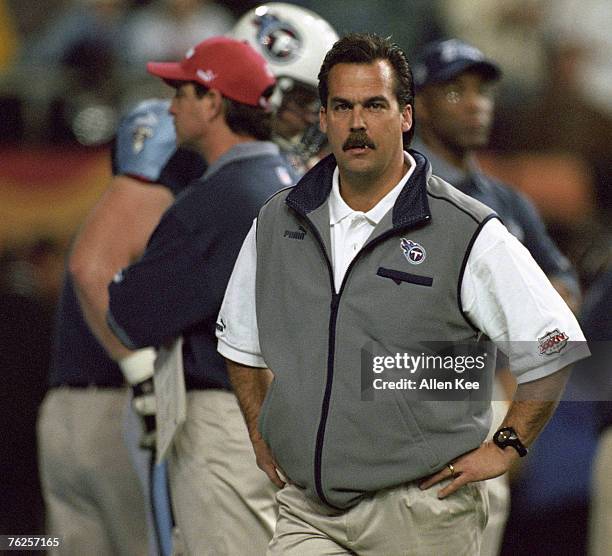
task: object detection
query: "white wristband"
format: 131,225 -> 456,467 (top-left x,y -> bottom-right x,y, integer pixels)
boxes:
119,347 -> 156,384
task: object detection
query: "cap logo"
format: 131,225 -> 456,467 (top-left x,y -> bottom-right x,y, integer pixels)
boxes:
400,238 -> 426,265
254,13 -> 302,64
440,40 -> 484,63
196,69 -> 217,83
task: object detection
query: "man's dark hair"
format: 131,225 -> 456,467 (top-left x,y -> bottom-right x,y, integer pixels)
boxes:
193,82 -> 273,141
318,33 -> 415,144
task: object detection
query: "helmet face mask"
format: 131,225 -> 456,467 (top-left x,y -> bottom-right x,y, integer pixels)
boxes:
278,81 -> 319,123
273,82 -> 320,142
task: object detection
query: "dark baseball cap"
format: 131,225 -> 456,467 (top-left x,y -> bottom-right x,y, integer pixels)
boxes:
412,39 -> 501,90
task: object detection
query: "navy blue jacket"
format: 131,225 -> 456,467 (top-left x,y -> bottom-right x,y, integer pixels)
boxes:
107,142 -> 294,390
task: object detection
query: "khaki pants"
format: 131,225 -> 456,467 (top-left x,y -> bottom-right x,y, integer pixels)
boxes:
480,474 -> 509,556
268,480 -> 489,556
38,387 -> 148,556
480,399 -> 511,556
168,390 -> 278,556
589,426 -> 612,556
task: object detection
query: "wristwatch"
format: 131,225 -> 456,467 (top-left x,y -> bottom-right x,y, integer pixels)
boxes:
493,427 -> 528,457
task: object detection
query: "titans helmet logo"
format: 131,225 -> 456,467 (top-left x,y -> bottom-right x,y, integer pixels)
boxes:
253,13 -> 302,64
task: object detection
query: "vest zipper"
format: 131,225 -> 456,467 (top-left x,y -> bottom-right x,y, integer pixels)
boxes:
300,212 -> 430,508
295,216 -> 338,507
314,291 -> 340,507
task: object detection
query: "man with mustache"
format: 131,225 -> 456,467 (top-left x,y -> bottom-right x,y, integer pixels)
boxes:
217,33 -> 589,554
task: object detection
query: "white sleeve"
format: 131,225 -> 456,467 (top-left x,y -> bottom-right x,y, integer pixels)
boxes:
461,218 -> 589,383
216,220 -> 267,368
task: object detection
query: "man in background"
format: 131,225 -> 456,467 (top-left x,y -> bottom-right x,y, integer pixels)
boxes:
411,38 -> 582,556
231,2 -> 339,175
107,36 -> 291,555
39,98 -> 204,555
412,39 -> 579,306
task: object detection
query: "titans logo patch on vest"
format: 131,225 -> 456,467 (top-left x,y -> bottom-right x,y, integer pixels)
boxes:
400,238 -> 426,265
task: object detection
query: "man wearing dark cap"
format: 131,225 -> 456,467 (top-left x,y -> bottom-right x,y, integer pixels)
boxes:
107,36 -> 294,555
412,38 -> 582,556
412,39 -> 579,308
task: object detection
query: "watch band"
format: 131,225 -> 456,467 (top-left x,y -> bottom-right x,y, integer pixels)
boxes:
493,426 -> 528,457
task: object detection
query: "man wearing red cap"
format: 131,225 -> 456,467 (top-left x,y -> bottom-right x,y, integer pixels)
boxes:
107,37 -> 295,555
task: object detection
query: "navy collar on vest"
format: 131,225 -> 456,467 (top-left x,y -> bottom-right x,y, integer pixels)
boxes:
285,149 -> 432,230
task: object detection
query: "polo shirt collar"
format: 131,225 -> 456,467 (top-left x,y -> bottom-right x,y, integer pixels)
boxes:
328,152 -> 417,226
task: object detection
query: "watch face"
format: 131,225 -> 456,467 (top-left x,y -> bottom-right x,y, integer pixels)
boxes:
498,430 -> 512,442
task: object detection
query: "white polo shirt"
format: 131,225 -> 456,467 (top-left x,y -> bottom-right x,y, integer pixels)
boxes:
329,152 -> 416,291
217,154 -> 588,384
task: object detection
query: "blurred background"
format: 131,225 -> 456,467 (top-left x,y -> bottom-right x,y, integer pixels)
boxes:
0,1 -> 610,554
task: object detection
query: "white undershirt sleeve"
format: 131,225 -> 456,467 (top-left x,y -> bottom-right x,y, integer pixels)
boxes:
461,219 -> 589,383
216,219 -> 267,368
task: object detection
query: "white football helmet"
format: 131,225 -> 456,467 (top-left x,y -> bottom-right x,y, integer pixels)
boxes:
231,3 -> 339,90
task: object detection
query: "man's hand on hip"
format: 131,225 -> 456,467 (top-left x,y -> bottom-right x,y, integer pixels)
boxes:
252,436 -> 286,489
418,440 -> 518,499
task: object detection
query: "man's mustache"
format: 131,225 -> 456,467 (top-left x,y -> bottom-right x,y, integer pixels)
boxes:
343,132 -> 376,151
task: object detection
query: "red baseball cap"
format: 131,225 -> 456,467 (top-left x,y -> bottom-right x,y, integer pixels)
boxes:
147,36 -> 276,108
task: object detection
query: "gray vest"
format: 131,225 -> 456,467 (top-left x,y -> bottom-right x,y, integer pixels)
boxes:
255,151 -> 498,509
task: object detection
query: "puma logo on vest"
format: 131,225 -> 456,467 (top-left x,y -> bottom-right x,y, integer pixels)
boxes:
283,225 -> 307,240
